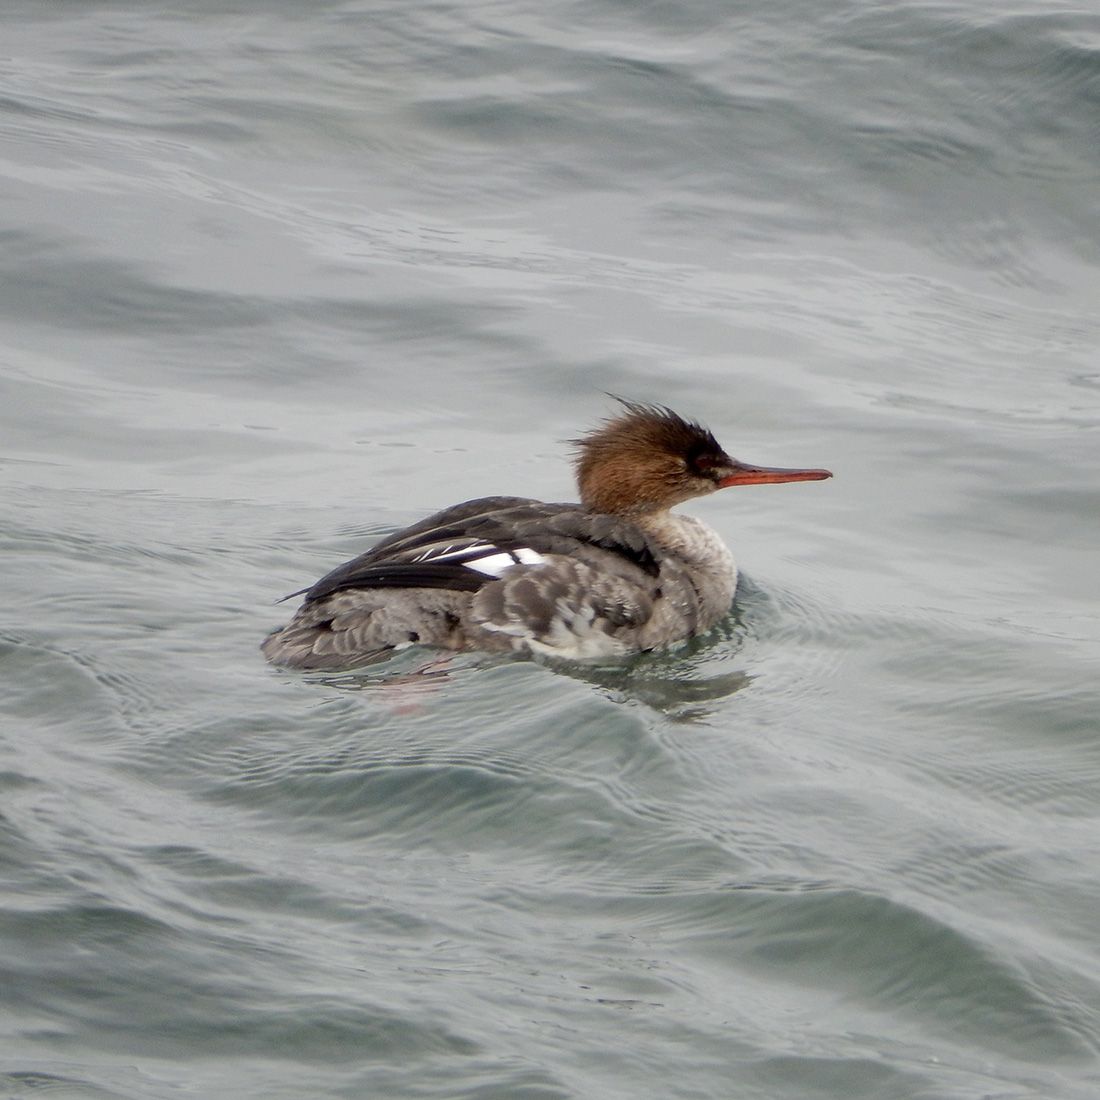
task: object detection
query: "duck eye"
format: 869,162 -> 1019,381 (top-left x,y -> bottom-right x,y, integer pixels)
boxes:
687,446 -> 719,475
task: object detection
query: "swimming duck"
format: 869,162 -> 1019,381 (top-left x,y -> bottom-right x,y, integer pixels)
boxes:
262,400 -> 831,669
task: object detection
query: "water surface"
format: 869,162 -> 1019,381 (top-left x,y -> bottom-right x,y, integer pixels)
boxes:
2,2 -> 1099,1097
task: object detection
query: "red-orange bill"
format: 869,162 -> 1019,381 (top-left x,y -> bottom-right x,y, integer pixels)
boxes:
717,461 -> 833,487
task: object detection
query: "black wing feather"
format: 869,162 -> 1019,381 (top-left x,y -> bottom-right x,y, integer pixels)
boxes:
312,561 -> 488,593
296,497 -> 662,605
362,497 -> 541,560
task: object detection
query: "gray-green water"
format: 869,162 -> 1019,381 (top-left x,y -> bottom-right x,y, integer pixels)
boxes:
2,2 -> 1099,1097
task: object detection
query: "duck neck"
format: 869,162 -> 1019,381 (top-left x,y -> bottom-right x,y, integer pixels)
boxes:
634,509 -> 731,570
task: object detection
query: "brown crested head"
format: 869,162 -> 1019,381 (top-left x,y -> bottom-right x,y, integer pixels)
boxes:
572,400 -> 735,516
572,398 -> 832,516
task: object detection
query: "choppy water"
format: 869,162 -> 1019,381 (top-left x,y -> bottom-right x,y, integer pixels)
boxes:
3,2 -> 1099,1098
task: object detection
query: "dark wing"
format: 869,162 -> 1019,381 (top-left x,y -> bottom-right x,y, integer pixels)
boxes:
296,497 -> 662,605
360,496 -> 540,560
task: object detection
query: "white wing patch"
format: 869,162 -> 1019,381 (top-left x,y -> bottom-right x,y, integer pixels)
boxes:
410,541 -> 495,564
406,540 -> 547,577
466,547 -> 546,577
513,548 -> 545,566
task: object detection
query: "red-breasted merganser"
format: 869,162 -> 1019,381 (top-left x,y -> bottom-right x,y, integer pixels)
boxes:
262,401 -> 831,669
